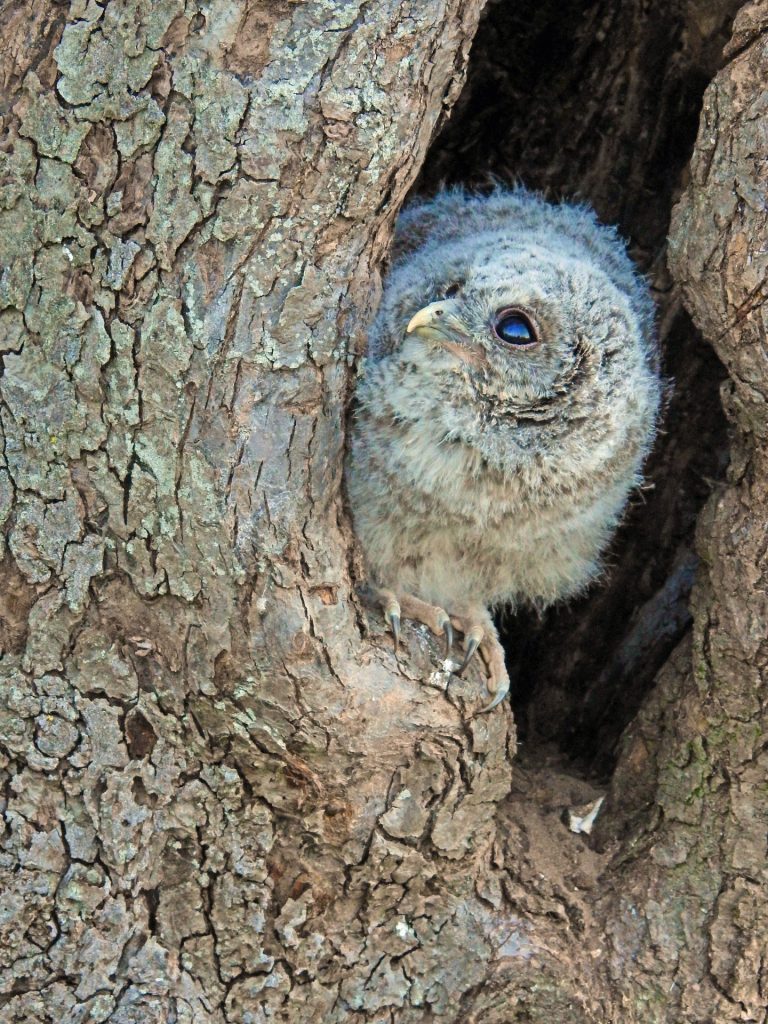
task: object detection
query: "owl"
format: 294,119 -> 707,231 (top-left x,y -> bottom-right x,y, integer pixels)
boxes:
346,188 -> 661,712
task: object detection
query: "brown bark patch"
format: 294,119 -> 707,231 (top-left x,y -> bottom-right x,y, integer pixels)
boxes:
124,708 -> 158,759
0,552 -> 38,655
222,0 -> 296,78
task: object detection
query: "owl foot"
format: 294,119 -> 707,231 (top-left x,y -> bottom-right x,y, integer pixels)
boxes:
375,590 -> 507,712
377,589 -> 453,658
476,634 -> 510,714
449,612 -> 510,714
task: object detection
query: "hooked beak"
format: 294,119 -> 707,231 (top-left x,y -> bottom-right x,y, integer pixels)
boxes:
406,299 -> 470,345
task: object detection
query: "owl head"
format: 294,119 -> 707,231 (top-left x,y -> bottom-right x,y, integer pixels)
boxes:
366,188 -> 660,471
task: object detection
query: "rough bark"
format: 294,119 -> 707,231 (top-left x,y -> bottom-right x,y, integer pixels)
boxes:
0,2 -> 766,1024
0,3 -> 500,1021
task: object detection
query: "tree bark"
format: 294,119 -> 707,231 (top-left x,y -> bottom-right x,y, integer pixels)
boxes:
0,2 -> 766,1023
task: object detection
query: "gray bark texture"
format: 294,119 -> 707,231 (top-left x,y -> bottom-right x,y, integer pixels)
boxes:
0,1 -> 766,1022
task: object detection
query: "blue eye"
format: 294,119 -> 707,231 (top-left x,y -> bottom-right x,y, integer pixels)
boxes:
493,310 -> 538,348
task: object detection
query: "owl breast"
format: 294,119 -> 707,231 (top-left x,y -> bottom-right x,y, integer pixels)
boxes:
347,404 -> 635,612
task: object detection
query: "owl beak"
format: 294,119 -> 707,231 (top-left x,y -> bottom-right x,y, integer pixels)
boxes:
406,300 -> 469,344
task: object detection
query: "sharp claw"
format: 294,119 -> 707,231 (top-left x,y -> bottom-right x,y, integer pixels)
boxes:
441,617 -> 454,658
388,611 -> 400,648
458,636 -> 480,674
381,594 -> 401,649
475,681 -> 509,715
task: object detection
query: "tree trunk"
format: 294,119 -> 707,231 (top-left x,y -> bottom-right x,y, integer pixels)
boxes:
0,2 -> 766,1023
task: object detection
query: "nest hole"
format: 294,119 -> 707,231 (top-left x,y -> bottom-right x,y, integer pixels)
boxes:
412,0 -> 736,778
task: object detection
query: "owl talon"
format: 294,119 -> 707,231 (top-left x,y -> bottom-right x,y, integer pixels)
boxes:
456,622 -> 485,674
379,591 -> 402,648
458,636 -> 480,674
387,610 -> 401,648
439,615 -> 454,657
474,632 -> 510,714
476,679 -> 510,714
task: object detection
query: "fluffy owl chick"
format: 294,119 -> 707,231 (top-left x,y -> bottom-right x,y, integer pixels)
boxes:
346,187 -> 661,713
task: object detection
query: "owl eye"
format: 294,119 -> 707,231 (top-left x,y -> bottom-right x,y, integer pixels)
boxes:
493,309 -> 538,349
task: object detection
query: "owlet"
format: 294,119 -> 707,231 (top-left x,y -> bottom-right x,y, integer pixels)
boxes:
346,188 -> 661,712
